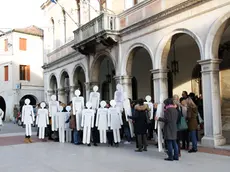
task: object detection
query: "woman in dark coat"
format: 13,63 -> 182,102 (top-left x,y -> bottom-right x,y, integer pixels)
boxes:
187,97 -> 198,153
128,99 -> 149,152
155,98 -> 179,161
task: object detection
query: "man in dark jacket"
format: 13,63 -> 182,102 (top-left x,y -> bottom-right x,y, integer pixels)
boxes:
155,98 -> 179,161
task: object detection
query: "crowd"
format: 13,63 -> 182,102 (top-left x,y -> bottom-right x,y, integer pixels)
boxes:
1,90 -> 203,162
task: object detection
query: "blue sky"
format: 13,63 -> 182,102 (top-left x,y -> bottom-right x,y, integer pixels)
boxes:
0,0 -> 46,31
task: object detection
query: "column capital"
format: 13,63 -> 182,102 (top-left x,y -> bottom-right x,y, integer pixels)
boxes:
151,69 -> 168,80
198,59 -> 222,73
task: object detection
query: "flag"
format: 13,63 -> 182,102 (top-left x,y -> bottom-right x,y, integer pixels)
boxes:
51,0 -> 57,3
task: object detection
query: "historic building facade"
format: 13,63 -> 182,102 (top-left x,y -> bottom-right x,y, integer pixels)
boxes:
0,26 -> 44,120
41,0 -> 230,147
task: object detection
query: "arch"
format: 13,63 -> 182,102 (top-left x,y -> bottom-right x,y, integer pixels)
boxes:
49,73 -> 58,90
205,11 -> 230,60
0,96 -> 6,121
72,63 -> 88,82
59,69 -> 70,88
19,95 -> 38,107
122,43 -> 154,75
154,28 -> 204,69
90,51 -> 116,82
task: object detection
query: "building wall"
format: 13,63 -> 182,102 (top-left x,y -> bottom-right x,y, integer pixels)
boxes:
0,32 -> 44,120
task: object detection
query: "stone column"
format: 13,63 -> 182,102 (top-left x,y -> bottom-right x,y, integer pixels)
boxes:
69,86 -> 76,101
47,90 -> 54,102
114,75 -> 132,99
151,69 -> 168,103
198,59 -> 226,147
58,89 -> 66,104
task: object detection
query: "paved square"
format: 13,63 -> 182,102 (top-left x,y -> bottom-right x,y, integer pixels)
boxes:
0,142 -> 229,172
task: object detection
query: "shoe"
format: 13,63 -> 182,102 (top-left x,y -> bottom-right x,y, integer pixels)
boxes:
135,149 -> 142,152
28,138 -> 33,143
188,149 -> 197,153
173,158 -> 179,161
164,158 -> 173,161
87,144 -> 91,146
94,143 -> 98,146
24,138 -> 29,143
124,141 -> 131,144
143,147 -> 147,151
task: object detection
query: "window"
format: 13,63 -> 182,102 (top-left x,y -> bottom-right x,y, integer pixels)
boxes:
4,39 -> 8,51
134,0 -> 138,5
100,0 -> 106,10
19,65 -> 30,81
19,38 -> 27,51
4,66 -> 9,81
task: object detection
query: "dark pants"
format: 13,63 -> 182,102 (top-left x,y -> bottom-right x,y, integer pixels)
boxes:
92,127 -> 100,144
166,140 -> 179,160
124,126 -> 131,142
147,120 -> 154,140
107,130 -> 114,146
190,130 -> 198,151
176,131 -> 182,154
73,129 -> 81,144
137,134 -> 147,150
181,130 -> 189,149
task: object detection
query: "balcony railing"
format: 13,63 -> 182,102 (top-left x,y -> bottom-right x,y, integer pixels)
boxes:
73,13 -> 119,45
47,40 -> 75,63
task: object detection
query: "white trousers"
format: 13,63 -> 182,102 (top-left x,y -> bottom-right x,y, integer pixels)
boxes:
65,129 -> 72,142
99,130 -> 107,143
59,127 -> 65,143
83,126 -> 91,144
113,129 -> 121,143
39,127 -> 45,139
25,124 -> 32,136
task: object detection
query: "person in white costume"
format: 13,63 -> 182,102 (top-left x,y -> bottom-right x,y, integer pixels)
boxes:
114,84 -> 124,112
22,99 -> 35,143
65,106 -> 72,143
89,85 -> 100,110
154,96 -> 165,152
89,85 -> 100,146
144,95 -> 154,120
49,95 -> 59,131
123,92 -> 134,144
0,108 -> 4,131
108,100 -> 123,146
36,102 -> 49,140
57,106 -> 66,143
72,90 -> 84,144
96,101 -> 109,143
81,102 -> 95,146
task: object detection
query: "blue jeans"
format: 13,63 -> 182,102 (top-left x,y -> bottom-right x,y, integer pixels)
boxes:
73,129 -> 81,144
124,126 -> 131,142
166,140 -> 179,160
189,130 -> 197,150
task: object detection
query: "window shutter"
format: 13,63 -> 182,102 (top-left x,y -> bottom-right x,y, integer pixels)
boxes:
4,66 -> 9,81
19,38 -> 27,51
4,39 -> 8,51
26,65 -> 30,81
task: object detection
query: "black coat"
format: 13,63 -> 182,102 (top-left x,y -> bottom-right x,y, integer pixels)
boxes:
159,107 -> 179,140
129,104 -> 149,135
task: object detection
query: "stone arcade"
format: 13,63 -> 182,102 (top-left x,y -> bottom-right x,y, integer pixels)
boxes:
41,0 -> 230,147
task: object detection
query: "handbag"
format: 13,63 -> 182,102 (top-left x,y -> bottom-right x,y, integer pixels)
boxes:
177,108 -> 188,131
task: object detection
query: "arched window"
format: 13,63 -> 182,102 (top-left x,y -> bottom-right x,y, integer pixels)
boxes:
51,18 -> 55,49
62,8 -> 67,43
76,0 -> 80,25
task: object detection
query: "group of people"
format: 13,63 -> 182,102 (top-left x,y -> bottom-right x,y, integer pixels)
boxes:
1,84 -> 203,161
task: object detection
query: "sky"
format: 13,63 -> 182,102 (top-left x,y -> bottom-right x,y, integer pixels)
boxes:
0,0 -> 46,31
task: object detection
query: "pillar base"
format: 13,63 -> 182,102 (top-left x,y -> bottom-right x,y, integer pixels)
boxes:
201,135 -> 226,148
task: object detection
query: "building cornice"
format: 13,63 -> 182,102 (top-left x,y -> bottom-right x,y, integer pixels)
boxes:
120,0 -> 211,36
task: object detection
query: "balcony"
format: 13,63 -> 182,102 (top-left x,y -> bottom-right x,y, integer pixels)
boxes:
46,40 -> 75,64
72,13 -> 119,55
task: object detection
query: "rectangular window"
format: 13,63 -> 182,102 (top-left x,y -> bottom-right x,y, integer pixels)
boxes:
134,0 -> 138,5
19,65 -> 30,81
19,38 -> 27,51
4,66 -> 9,81
4,39 -> 8,51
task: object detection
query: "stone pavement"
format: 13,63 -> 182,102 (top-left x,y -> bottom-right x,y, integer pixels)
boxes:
0,142 -> 229,172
